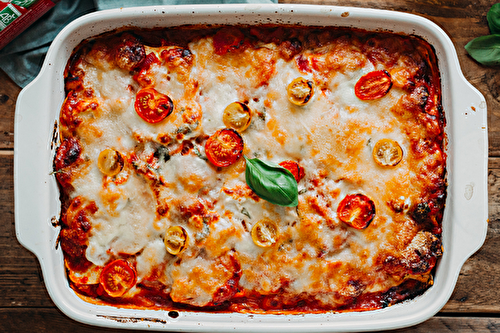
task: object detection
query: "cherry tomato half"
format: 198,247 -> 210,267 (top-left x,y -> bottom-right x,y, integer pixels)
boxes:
372,138 -> 403,167
279,160 -> 305,183
251,219 -> 278,247
97,149 -> 124,177
205,128 -> 244,167
134,88 -> 173,123
354,70 -> 392,100
337,194 -> 375,229
164,226 -> 189,255
287,77 -> 314,105
99,259 -> 136,298
223,102 -> 252,132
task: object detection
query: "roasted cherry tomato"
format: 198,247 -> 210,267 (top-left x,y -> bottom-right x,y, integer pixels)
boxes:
164,226 -> 189,255
372,138 -> 403,167
223,102 -> 252,132
205,128 -> 244,167
279,160 -> 305,183
99,259 -> 136,298
337,194 -> 375,229
134,88 -> 173,123
251,219 -> 278,247
354,70 -> 392,100
287,77 -> 314,105
97,149 -> 124,177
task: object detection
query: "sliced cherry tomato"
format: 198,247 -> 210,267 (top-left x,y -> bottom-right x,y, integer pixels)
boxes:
164,226 -> 189,255
354,70 -> 392,100
251,219 -> 278,247
223,102 -> 252,132
134,88 -> 173,123
372,138 -> 403,167
99,259 -> 136,298
287,77 -> 314,105
97,149 -> 124,177
279,160 -> 305,183
337,194 -> 375,229
205,128 -> 244,167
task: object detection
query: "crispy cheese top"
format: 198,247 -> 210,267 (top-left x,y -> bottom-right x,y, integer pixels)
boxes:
55,26 -> 446,312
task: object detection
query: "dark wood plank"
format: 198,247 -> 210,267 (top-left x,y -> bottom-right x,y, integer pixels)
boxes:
489,159 -> 500,221
280,0 -> 496,16
397,316 -> 500,332
0,308 -> 122,333
439,158 -> 500,312
0,153 -> 55,308
2,308 -> 500,333
2,1 -> 500,331
0,70 -> 18,149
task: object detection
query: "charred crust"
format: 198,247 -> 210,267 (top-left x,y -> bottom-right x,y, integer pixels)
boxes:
54,137 -> 81,169
411,201 -> 431,225
279,38 -> 303,61
53,137 -> 83,187
65,67 -> 85,92
59,197 -> 97,272
410,85 -> 429,109
115,34 -> 146,71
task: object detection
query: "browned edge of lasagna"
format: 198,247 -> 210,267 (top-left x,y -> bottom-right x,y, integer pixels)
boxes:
53,25 -> 446,314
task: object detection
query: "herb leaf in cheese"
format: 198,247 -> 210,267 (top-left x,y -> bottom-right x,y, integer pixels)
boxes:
244,157 -> 298,207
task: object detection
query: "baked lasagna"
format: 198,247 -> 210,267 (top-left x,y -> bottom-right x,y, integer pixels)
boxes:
53,25 -> 446,313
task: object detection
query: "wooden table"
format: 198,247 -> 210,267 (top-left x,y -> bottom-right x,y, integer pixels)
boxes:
1,0 -> 499,331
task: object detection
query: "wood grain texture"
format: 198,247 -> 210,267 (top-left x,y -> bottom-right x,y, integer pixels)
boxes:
2,0 -> 500,331
1,308 -> 500,333
0,155 -> 55,308
0,70 -> 18,149
439,158 -> 500,313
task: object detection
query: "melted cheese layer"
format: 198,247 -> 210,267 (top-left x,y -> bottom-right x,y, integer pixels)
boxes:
56,26 -> 446,312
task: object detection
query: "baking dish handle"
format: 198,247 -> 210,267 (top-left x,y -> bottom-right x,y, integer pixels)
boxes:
448,76 -> 488,264
14,72 -> 59,258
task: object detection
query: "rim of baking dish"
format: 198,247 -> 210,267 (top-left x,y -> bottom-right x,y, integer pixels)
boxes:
14,4 -> 488,332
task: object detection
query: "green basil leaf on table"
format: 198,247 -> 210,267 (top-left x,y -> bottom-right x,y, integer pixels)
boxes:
244,157 -> 298,207
487,3 -> 500,34
465,34 -> 500,66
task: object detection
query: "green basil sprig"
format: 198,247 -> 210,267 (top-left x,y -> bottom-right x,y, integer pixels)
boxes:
244,156 -> 298,207
487,3 -> 500,34
465,35 -> 500,65
465,3 -> 500,66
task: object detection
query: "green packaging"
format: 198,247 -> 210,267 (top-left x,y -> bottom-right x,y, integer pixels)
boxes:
0,4 -> 23,32
11,0 -> 39,9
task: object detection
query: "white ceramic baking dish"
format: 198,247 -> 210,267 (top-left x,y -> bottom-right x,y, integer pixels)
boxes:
14,4 -> 488,332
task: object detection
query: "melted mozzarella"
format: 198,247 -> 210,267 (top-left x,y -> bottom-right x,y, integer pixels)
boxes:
136,239 -> 168,280
60,28 -> 445,311
85,172 -> 157,266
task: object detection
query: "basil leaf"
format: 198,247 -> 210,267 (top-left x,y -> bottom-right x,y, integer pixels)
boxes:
244,157 -> 298,207
465,34 -> 500,66
488,3 -> 500,34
